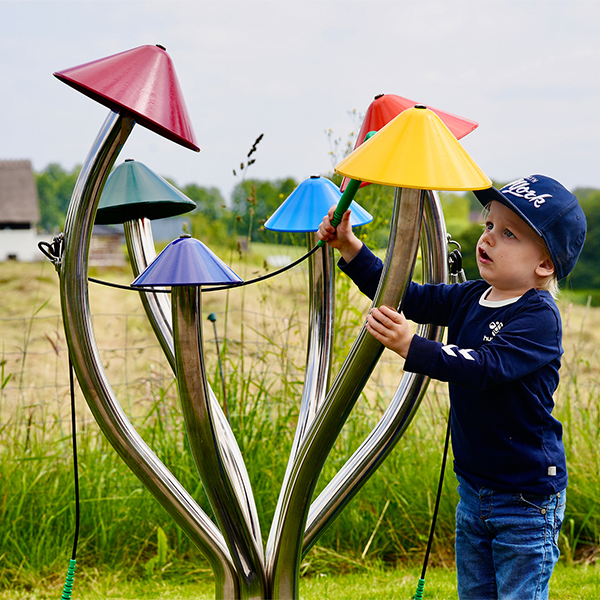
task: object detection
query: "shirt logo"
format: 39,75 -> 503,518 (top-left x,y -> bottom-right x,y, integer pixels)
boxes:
489,321 -> 503,335
502,178 -> 551,208
483,320 -> 504,342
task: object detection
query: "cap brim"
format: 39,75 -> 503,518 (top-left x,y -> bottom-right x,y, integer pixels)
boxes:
473,186 -> 543,238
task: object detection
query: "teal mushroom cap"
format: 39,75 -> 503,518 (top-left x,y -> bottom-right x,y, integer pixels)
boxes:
96,159 -> 197,225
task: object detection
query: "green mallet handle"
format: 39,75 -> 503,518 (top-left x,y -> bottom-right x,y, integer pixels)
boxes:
317,177 -> 362,247
317,130 -> 375,248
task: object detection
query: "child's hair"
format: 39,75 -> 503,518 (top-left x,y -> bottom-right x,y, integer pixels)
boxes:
537,245 -> 560,299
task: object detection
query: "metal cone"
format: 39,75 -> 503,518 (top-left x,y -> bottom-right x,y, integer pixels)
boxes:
96,160 -> 197,224
132,236 -> 242,287
341,94 -> 478,191
54,45 -> 199,152
335,106 -> 491,191
264,176 -> 372,232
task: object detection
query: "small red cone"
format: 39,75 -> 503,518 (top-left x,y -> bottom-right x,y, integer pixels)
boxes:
341,94 -> 478,190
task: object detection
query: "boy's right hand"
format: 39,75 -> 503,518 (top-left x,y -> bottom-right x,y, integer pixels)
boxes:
317,205 -> 363,263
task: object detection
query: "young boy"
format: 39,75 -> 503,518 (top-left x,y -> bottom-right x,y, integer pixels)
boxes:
317,175 -> 586,600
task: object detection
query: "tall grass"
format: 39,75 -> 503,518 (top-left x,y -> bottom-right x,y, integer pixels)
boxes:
0,260 -> 598,594
555,297 -> 600,564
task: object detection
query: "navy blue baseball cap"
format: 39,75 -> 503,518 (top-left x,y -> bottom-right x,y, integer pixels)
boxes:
474,175 -> 586,280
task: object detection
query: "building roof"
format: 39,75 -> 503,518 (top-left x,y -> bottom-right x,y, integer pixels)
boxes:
0,160 -> 40,224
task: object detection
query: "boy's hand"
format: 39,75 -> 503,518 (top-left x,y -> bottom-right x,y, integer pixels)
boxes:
317,205 -> 363,263
366,305 -> 414,358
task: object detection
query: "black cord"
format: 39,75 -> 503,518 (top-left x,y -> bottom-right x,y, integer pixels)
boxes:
88,278 -> 167,293
207,244 -> 319,291
420,410 -> 451,580
419,241 -> 463,586
88,244 -> 320,293
68,356 -> 80,561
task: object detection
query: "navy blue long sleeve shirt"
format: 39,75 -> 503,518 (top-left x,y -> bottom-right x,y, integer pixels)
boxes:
340,244 -> 567,495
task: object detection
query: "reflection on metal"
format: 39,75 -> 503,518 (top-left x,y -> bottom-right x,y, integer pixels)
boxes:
276,231 -> 335,545
296,232 -> 335,439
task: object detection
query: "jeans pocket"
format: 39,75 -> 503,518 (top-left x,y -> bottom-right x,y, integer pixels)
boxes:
518,491 -> 566,546
517,493 -> 553,514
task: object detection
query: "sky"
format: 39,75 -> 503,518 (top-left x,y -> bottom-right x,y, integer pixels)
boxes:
1,0 -> 600,203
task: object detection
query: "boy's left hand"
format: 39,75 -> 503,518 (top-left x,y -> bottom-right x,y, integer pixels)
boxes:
365,305 -> 413,358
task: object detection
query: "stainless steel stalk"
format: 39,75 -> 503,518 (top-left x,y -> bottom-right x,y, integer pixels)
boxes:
59,110 -> 240,599
283,233 -> 335,470
266,187 -> 426,599
124,218 -> 175,370
124,219 -> 264,561
303,190 -> 448,554
173,286 -> 267,600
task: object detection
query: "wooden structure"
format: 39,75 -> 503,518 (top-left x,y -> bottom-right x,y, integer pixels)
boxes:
0,160 -> 42,261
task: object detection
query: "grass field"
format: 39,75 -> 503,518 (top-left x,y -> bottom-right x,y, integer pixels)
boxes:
3,562 -> 598,599
1,247 -> 599,598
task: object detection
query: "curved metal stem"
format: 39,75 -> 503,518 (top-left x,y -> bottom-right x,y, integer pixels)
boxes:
124,219 -> 264,561
282,233 -> 334,471
302,190 -> 448,554
266,187 -> 425,599
59,111 -> 239,599
173,287 -> 266,600
124,219 -> 175,370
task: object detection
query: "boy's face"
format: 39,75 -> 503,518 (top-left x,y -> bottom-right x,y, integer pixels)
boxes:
476,201 -> 554,300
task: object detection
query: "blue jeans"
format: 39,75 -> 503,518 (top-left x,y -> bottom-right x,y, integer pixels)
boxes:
455,475 -> 566,600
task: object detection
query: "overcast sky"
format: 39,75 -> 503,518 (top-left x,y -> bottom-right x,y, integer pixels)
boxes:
1,0 -> 599,202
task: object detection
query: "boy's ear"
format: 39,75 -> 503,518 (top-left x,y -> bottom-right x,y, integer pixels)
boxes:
536,257 -> 555,278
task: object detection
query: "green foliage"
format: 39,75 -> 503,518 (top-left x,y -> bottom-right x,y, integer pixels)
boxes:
144,526 -> 169,577
439,192 -> 472,237
1,254 -> 599,595
447,184 -> 600,292
184,184 -> 232,246
231,178 -> 299,244
35,163 -> 80,232
183,184 -> 226,221
322,175 -> 396,252
567,188 -> 600,289
30,155 -> 600,292
4,561 -> 597,599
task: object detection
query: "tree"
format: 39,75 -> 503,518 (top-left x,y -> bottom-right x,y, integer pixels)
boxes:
183,184 -> 231,247
566,188 -> 600,290
35,163 -> 80,232
183,184 -> 227,221
231,178 -> 298,244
